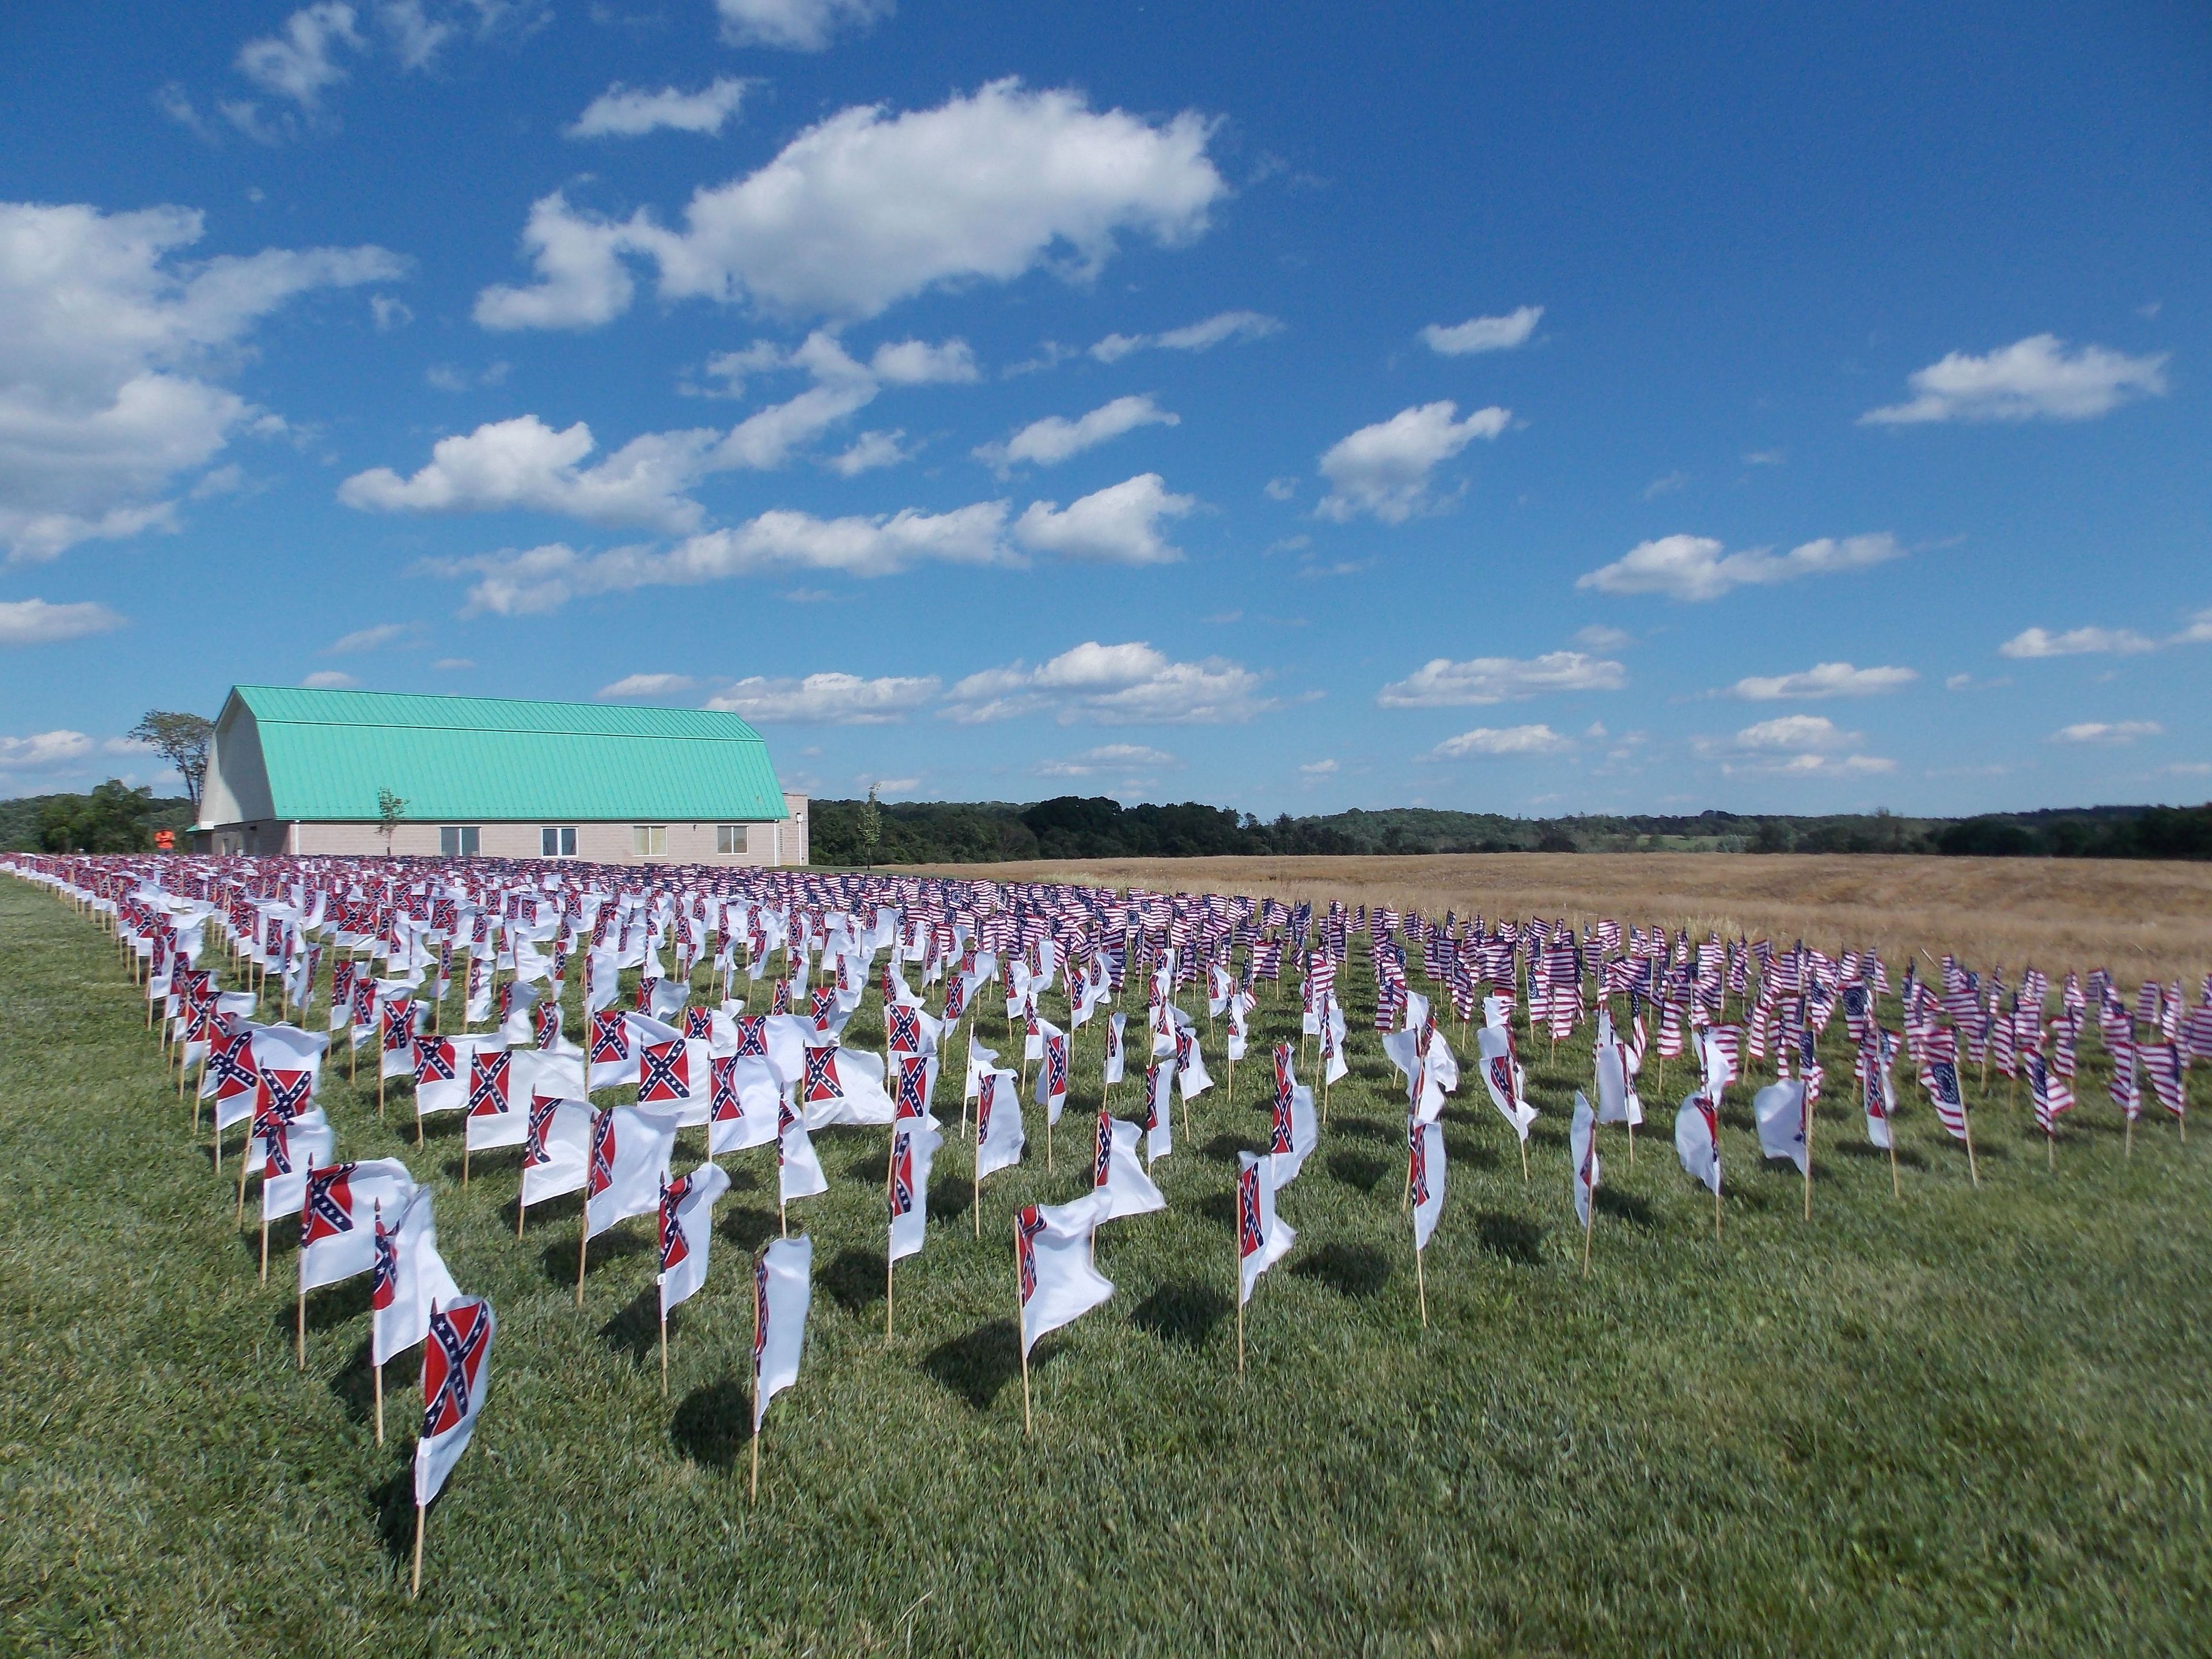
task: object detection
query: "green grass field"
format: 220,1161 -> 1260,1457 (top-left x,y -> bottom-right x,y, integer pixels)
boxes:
5,875 -> 2210,1656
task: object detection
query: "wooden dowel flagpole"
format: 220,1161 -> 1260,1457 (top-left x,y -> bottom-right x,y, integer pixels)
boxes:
374,1356 -> 384,1444
1018,1245 -> 1032,1438
660,1301 -> 669,1396
1581,1200 -> 1594,1278
1414,1240 -> 1427,1327
575,1211 -> 589,1307
1802,1088 -> 1816,1222
296,1285 -> 306,1369
410,1501 -> 425,1599
885,1251 -> 895,1343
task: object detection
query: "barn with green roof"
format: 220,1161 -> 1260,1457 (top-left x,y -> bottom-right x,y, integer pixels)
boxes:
196,685 -> 807,864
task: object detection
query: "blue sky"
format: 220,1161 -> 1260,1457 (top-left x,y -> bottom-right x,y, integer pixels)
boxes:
2,0 -> 2206,817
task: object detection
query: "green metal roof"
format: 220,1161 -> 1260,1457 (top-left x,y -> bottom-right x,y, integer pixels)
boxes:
227,685 -> 789,822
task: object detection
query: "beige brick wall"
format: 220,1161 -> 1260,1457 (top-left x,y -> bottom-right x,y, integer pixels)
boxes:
266,810 -> 809,866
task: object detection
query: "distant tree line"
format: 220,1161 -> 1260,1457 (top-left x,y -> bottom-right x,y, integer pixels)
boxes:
808,795 -> 2212,865
0,783 -> 195,853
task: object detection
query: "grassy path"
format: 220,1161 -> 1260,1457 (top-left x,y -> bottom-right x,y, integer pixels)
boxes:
3,876 -> 2209,1656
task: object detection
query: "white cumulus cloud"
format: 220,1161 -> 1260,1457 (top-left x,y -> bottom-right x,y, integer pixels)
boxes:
1725,661 -> 1918,699
0,598 -> 125,646
301,670 -> 357,689
942,639 -> 1271,726
714,0 -> 891,50
598,673 -> 698,699
2051,720 -> 2162,746
1862,334 -> 2168,425
1014,472 -> 1194,565
567,77 -> 750,139
1692,713 -> 1896,777
1576,531 -> 1903,601
1036,743 -> 1178,778
1088,309 -> 1280,363
0,201 -> 404,560
976,395 -> 1176,473
1428,724 -> 1571,759
1316,401 -> 1509,523
706,672 -> 940,724
237,3 -> 363,110
1419,305 -> 1541,355
1998,624 -> 2156,659
0,729 -> 96,769
338,414 -> 717,532
327,621 -> 414,653
1377,650 -> 1626,707
430,500 -> 1016,614
475,81 -> 1225,327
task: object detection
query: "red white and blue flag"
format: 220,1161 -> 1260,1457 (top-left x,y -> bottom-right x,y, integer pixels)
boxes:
414,1296 -> 495,1507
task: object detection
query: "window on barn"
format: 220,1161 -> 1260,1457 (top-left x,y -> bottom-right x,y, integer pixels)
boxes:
439,825 -> 480,857
717,824 -> 746,854
541,826 -> 577,857
633,825 -> 666,857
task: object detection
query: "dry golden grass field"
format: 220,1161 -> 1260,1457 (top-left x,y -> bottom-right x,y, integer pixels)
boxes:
918,853 -> 2212,988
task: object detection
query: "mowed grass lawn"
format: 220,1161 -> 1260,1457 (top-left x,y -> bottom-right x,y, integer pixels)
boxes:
4,876 -> 2210,1657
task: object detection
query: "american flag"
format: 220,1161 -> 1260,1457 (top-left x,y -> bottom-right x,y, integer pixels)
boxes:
2025,1051 -> 2073,1134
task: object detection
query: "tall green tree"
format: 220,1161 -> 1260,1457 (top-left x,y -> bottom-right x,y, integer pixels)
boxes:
126,711 -> 214,813
858,784 -> 882,871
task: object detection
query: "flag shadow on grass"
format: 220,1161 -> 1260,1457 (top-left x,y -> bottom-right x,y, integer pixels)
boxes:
1328,1150 -> 1391,1193
543,1224 -> 649,1288
518,1190 -> 581,1235
366,1465 -> 416,1569
1330,1118 -> 1400,1147
1593,1187 -> 1659,1228
925,1173 -> 972,1222
919,1319 -> 1046,1410
718,1205 -> 781,1253
278,1274 -> 372,1340
329,1339 -> 421,1427
1199,1133 -> 1246,1165
1131,1280 -> 1230,1347
1474,1211 -> 1546,1266
1290,1241 -> 1393,1298
1440,1132 -> 1502,1171
670,1378 -> 753,1469
600,1287 -> 660,1365
822,1246 -> 888,1316
441,1147 -> 520,1185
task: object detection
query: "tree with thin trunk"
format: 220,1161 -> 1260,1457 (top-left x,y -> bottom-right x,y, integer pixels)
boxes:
377,788 -> 406,857
127,711 -> 214,812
